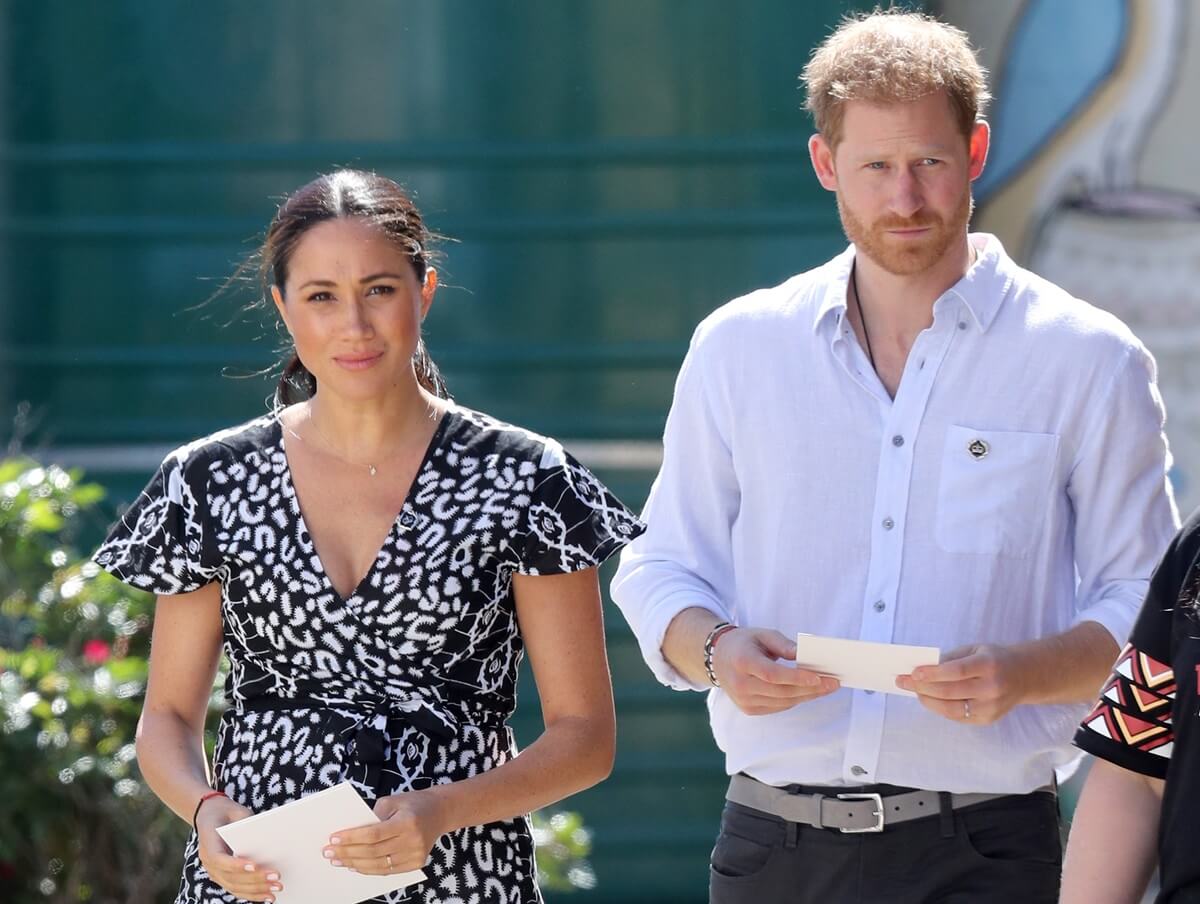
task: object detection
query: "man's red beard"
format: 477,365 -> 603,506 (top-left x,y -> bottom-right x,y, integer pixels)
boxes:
837,186 -> 974,276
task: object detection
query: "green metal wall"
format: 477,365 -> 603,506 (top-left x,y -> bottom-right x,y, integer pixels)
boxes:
0,2 -> 886,900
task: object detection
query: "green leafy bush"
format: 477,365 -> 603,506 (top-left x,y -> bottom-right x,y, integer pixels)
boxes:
0,459 -> 593,902
0,459 -> 187,902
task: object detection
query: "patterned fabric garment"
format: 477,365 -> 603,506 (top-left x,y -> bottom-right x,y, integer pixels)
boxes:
1074,507 -> 1200,903
93,404 -> 645,904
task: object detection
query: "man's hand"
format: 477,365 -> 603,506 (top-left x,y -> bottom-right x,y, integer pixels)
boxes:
713,627 -> 840,715
896,643 -> 1029,725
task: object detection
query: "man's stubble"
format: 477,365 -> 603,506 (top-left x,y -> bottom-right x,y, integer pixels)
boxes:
837,182 -> 974,277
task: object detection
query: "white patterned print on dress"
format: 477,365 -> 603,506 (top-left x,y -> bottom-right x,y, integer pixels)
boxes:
94,405 -> 644,904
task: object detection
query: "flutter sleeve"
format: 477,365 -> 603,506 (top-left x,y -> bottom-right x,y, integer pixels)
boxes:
92,443 -> 223,595
1073,510 -> 1200,778
516,440 -> 646,576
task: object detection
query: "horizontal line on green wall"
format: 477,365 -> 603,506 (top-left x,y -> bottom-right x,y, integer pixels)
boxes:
0,134 -> 812,169
590,826 -> 718,851
613,751 -> 721,775
0,341 -> 687,370
36,438 -> 663,474
13,411 -> 671,445
0,208 -> 833,240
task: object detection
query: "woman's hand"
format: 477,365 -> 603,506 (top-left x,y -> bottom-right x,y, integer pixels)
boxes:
323,790 -> 447,875
195,795 -> 283,902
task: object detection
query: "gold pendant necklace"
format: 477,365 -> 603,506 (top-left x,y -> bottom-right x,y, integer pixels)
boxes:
303,407 -> 382,477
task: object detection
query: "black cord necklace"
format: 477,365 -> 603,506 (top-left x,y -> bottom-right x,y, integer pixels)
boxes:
850,262 -> 877,371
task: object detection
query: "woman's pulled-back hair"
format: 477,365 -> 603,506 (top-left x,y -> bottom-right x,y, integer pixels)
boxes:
261,169 -> 449,405
801,10 -> 990,147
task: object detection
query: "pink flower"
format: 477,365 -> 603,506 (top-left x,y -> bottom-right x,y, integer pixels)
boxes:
82,639 -> 110,665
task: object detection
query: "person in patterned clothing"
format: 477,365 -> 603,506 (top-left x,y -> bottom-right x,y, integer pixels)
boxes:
93,169 -> 644,904
1063,509 -> 1200,903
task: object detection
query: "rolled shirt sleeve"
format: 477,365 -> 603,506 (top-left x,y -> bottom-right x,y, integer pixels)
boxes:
611,322 -> 739,691
1068,341 -> 1179,645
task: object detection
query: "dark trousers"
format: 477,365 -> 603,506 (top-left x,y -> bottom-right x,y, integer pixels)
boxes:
709,789 -> 1061,904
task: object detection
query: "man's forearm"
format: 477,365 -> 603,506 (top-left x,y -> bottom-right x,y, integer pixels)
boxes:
1014,620 -> 1119,705
661,606 -> 726,687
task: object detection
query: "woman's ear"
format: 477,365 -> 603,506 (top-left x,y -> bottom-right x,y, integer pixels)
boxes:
420,268 -> 438,320
270,285 -> 291,334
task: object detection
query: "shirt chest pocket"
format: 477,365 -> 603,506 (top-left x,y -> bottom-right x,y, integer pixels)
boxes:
934,425 -> 1060,557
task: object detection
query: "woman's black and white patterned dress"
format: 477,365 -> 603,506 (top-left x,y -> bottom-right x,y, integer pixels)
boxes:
93,404 -> 644,904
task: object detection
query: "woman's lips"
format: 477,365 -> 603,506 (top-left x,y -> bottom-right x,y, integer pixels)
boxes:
334,352 -> 384,371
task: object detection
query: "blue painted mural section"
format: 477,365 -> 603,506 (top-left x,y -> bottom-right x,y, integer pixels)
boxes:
976,0 -> 1126,201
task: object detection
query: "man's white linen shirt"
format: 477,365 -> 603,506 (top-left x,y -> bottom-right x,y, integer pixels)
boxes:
611,234 -> 1179,794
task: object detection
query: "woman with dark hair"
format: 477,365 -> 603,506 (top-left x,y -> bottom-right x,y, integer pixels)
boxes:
93,169 -> 643,903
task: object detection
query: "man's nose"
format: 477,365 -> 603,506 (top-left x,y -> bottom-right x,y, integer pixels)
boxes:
889,169 -> 924,219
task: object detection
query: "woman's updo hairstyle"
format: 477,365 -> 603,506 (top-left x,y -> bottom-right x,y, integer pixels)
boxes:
261,169 -> 448,405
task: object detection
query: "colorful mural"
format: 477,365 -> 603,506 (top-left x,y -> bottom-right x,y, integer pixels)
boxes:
939,0 -> 1200,507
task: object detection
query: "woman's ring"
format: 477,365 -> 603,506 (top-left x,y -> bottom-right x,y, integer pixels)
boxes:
963,699 -> 971,720
385,853 -> 393,871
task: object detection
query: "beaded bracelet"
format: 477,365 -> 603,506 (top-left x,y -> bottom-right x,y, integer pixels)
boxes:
703,622 -> 736,687
192,790 -> 228,833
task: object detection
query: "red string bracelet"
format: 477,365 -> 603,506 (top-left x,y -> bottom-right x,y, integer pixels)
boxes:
192,790 -> 228,833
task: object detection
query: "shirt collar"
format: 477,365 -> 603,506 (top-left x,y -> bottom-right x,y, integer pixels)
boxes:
812,233 -> 1017,335
812,245 -> 856,334
945,233 -> 1016,332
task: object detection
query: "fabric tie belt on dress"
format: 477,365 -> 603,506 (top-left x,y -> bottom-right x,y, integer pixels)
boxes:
237,692 -> 481,796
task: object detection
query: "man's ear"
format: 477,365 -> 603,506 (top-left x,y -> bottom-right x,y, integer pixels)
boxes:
809,133 -> 839,192
967,121 -> 990,182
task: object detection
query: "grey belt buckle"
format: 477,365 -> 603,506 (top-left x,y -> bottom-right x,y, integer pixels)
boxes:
836,792 -> 885,833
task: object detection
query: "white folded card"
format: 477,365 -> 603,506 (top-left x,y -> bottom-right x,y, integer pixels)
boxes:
794,633 -> 940,697
215,782 -> 426,904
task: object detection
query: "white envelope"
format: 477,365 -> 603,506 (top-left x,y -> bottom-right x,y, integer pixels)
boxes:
215,782 -> 426,904
795,633 -> 940,696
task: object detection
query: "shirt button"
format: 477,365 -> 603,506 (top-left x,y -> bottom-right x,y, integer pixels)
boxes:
850,765 -> 868,777
864,689 -> 876,695
957,321 -> 967,330
882,517 -> 895,530
873,600 -> 886,612
399,511 -> 417,528
891,435 -> 904,447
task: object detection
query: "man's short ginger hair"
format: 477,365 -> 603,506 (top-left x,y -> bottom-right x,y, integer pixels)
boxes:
801,10 -> 990,147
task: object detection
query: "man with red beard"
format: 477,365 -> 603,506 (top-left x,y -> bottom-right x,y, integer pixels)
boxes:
612,10 -> 1178,904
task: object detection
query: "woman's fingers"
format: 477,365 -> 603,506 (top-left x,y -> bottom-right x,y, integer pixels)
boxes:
330,851 -> 425,875
199,846 -> 282,901
201,859 -> 282,901
196,799 -> 284,899
325,839 -> 426,874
